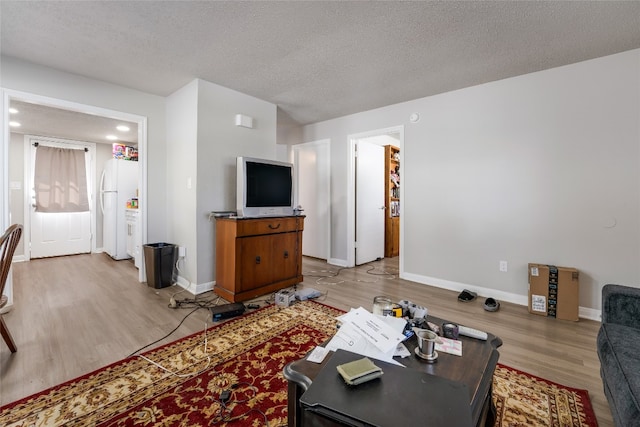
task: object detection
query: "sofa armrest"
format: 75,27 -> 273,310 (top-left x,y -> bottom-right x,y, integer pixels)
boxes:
602,284 -> 640,328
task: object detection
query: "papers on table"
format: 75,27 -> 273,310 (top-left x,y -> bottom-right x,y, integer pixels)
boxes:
394,343 -> 412,358
307,346 -> 331,363
324,307 -> 407,366
435,336 -> 463,356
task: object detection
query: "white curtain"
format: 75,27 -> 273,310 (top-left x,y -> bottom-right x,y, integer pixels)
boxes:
34,146 -> 89,212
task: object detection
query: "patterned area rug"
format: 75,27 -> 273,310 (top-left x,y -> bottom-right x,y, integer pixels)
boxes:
493,364 -> 598,427
1,301 -> 598,426
1,301 -> 342,426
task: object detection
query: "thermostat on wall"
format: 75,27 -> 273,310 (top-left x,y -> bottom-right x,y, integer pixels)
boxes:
235,114 -> 254,128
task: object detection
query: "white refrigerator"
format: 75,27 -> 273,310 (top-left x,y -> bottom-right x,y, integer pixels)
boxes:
100,159 -> 139,260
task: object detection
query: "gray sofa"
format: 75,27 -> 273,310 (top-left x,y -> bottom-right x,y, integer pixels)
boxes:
597,284 -> 640,427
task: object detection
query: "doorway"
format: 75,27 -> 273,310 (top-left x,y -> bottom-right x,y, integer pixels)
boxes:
3,89 -> 148,284
27,136 -> 95,258
293,139 -> 331,260
347,126 -> 403,267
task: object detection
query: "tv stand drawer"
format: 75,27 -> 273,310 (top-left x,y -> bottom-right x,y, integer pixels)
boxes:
235,217 -> 303,237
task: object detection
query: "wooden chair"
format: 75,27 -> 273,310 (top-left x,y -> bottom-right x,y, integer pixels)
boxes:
0,224 -> 22,353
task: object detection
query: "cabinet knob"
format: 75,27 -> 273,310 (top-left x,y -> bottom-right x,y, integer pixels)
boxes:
284,250 -> 289,259
255,256 -> 261,264
268,223 -> 281,230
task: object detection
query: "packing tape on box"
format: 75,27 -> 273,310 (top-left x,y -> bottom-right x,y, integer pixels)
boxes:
548,265 -> 558,318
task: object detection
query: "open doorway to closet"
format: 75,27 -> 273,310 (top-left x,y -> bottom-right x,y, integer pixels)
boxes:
347,126 -> 403,267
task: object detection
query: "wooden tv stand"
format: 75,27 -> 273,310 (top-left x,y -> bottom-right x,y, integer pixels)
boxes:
214,216 -> 304,302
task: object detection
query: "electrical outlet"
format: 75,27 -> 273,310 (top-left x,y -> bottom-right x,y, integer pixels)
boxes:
499,260 -> 508,272
179,246 -> 186,258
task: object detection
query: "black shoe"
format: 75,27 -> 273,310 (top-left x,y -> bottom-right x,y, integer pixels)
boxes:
483,297 -> 500,312
457,289 -> 477,302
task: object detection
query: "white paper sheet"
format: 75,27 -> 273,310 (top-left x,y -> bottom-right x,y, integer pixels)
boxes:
325,323 -> 403,366
328,307 -> 407,367
345,307 -> 406,353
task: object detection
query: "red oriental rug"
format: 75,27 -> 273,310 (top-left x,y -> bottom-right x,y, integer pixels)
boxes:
1,301 -> 342,426
1,301 -> 598,427
492,364 -> 598,427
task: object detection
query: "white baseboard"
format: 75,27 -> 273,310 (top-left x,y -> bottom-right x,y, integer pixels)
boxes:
579,306 -> 601,321
401,272 -> 601,322
174,275 -> 214,295
328,258 -> 348,267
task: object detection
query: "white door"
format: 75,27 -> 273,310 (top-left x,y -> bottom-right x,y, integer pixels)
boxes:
29,138 -> 93,258
294,140 -> 330,260
355,141 -> 385,265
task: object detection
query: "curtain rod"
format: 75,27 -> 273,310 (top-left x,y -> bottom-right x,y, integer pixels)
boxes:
32,142 -> 89,152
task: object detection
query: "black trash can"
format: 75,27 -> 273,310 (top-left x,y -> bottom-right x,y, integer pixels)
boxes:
143,243 -> 178,289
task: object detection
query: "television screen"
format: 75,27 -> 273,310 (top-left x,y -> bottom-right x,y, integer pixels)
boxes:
246,161 -> 292,207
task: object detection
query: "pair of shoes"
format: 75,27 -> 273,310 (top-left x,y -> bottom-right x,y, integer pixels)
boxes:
457,289 -> 477,302
484,298 -> 500,312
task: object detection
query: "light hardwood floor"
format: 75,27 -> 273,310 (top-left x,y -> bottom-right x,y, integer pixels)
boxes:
0,254 -> 612,426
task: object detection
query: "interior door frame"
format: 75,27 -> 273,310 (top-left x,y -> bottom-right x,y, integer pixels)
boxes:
1,89 -> 148,283
24,135 -> 96,260
347,125 -> 404,268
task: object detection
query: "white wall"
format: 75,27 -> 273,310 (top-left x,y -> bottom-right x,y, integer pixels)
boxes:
301,49 -> 640,314
8,134 -> 24,256
166,80 -> 200,286
195,79 -> 277,286
0,56 -> 168,243
275,144 -> 289,162
165,78 -> 278,289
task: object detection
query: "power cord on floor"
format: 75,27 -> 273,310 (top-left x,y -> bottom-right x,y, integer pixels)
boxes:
303,259 -> 397,284
212,382 -> 269,426
303,267 -> 345,278
126,306 -> 202,358
136,318 -> 212,378
169,294 -> 222,309
303,267 -> 346,286
366,264 -> 398,278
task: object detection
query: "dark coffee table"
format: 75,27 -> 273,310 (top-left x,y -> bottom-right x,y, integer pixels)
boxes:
284,316 -> 502,427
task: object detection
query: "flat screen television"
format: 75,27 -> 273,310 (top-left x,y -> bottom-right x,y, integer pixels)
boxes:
236,156 -> 295,217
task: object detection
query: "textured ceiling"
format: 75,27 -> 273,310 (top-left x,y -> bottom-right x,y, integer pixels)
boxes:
2,1 -> 640,130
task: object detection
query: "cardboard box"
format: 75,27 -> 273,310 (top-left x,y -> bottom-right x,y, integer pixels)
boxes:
528,263 -> 579,321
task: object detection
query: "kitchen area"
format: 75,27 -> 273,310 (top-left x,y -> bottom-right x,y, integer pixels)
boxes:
7,98 -> 142,265
5,98 -> 146,312
101,143 -> 141,269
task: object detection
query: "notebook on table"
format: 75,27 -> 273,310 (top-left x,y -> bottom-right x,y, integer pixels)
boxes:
299,349 -> 473,427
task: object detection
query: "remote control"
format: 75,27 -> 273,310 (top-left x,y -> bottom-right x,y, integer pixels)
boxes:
457,325 -> 488,341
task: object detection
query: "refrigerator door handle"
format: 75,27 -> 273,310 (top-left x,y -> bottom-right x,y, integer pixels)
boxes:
99,170 -> 106,215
